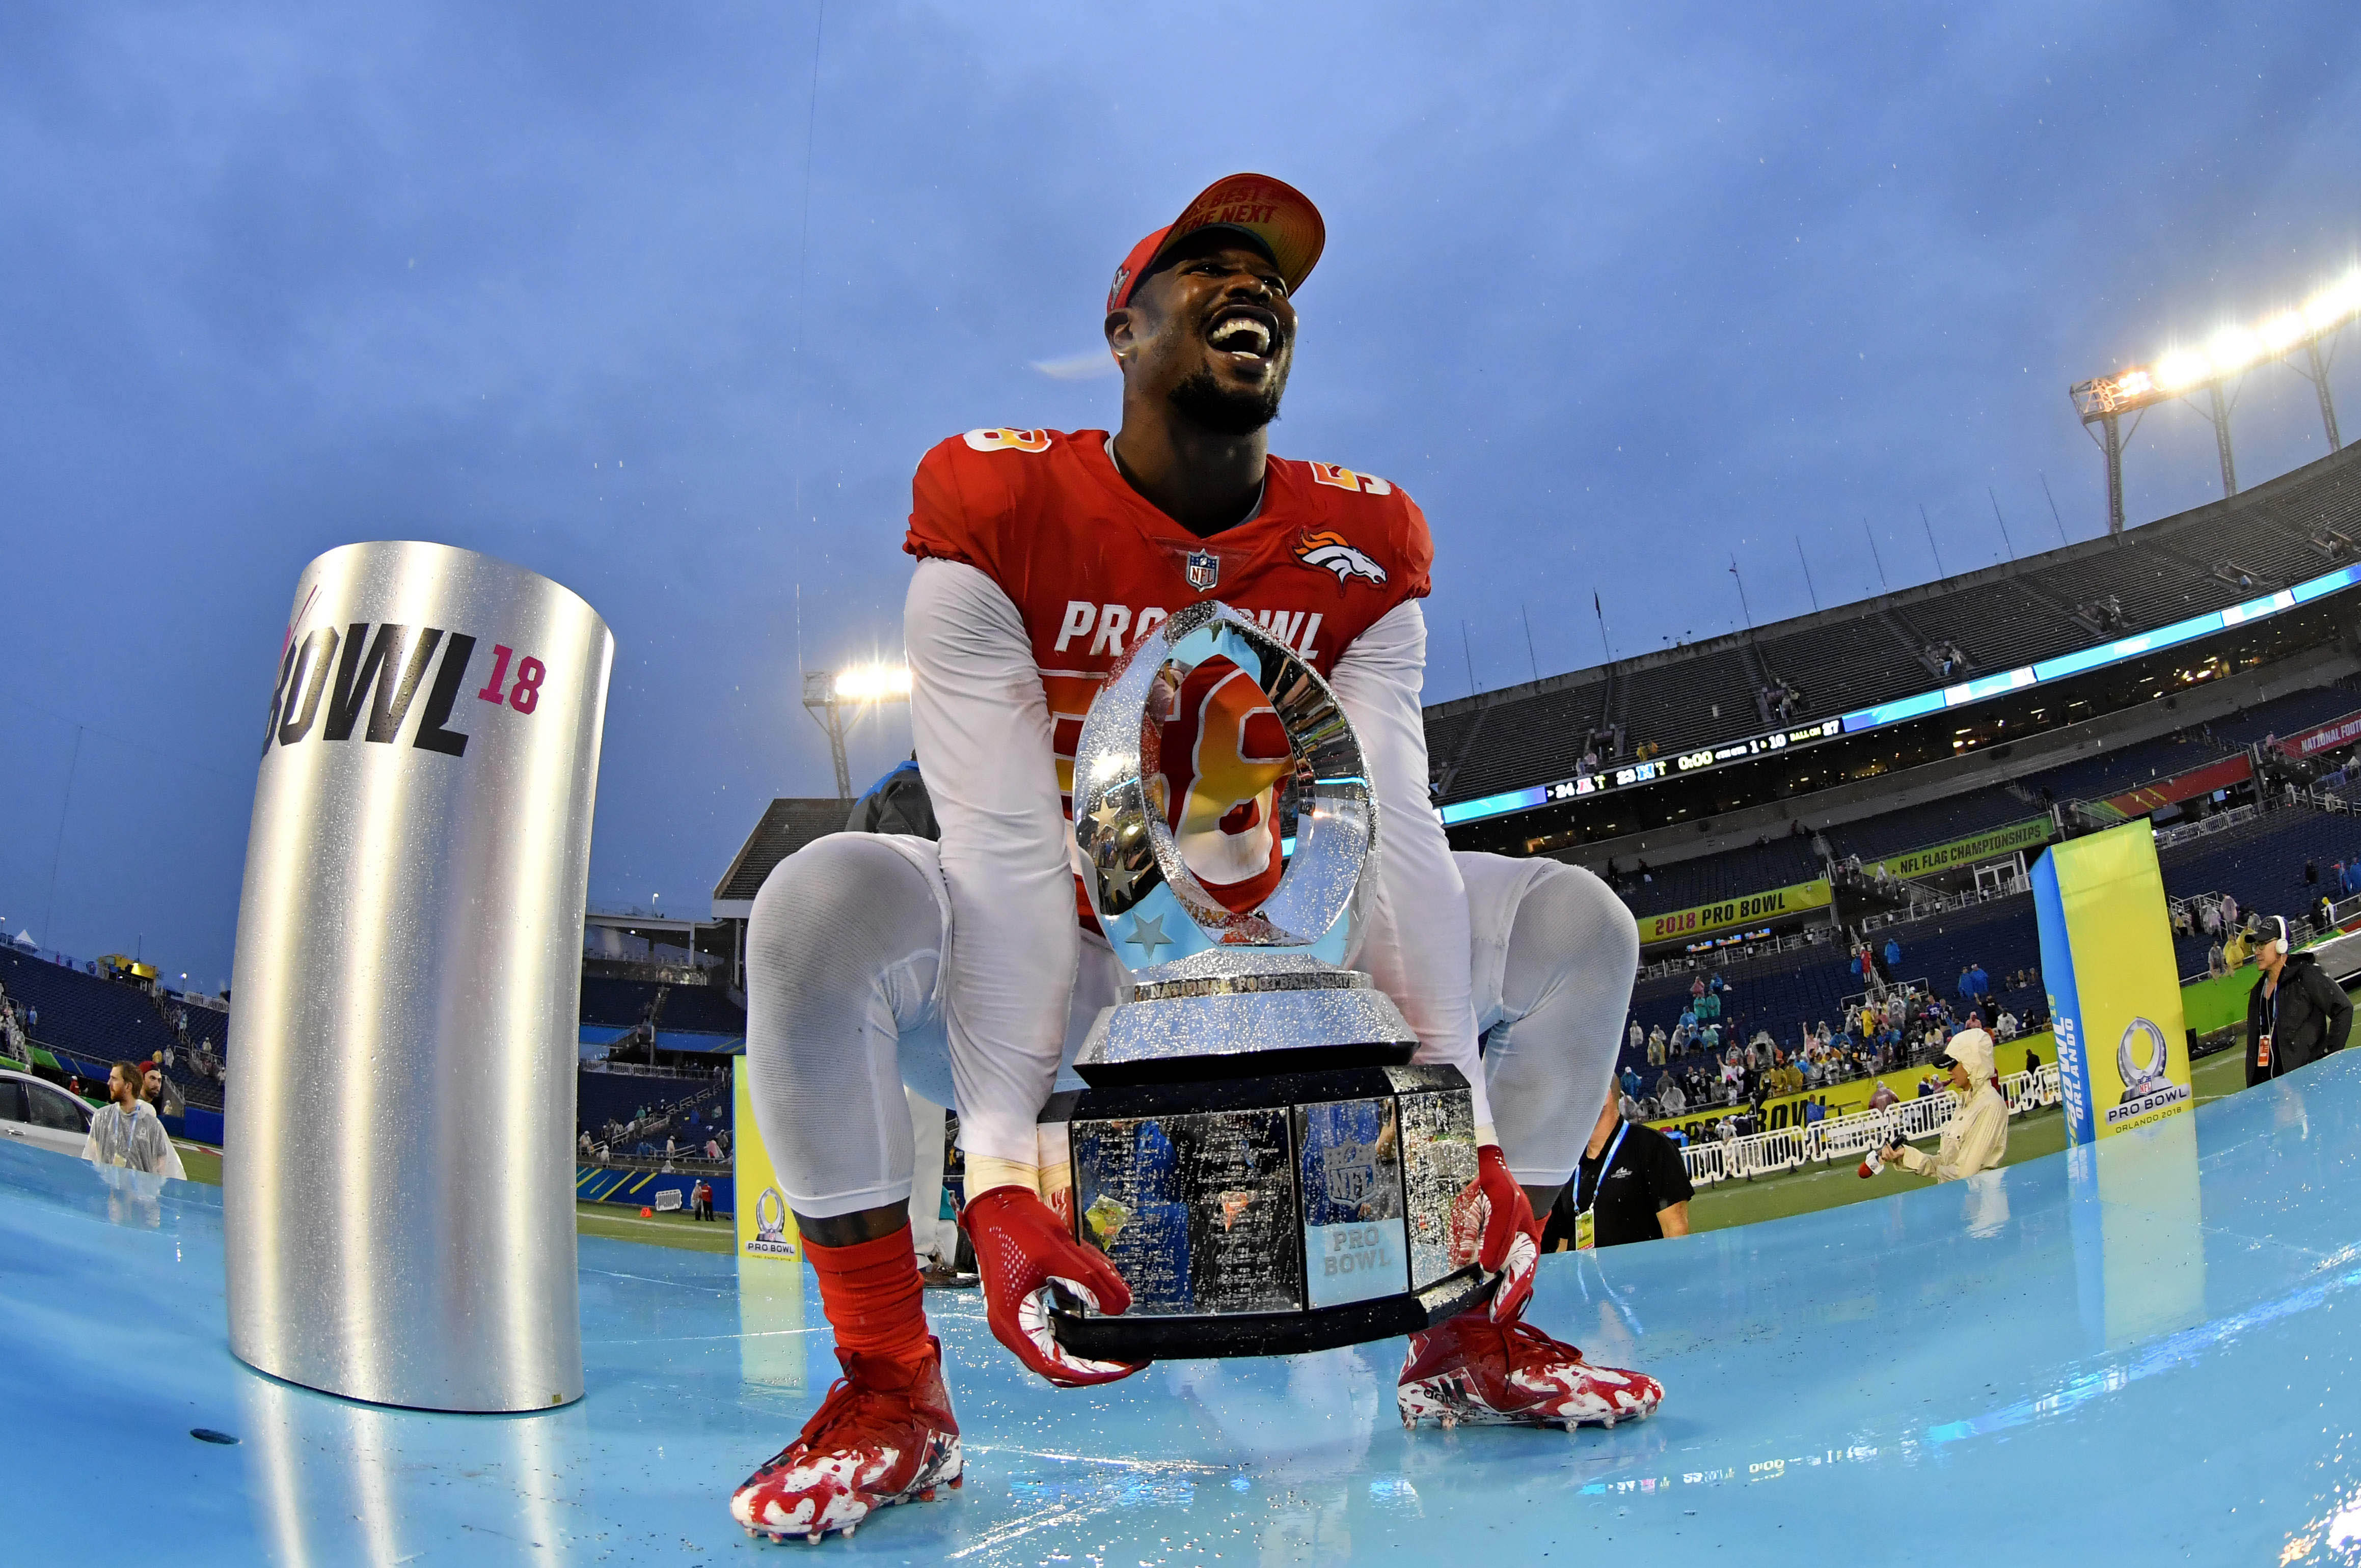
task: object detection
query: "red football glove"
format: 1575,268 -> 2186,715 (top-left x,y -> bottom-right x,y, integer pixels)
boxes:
960,1186 -> 1148,1388
1446,1144 -> 1542,1323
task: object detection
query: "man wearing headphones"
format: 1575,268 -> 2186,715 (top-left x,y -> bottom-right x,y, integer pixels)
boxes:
2247,915 -> 2352,1086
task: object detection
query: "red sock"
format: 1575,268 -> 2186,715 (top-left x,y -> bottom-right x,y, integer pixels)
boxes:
805,1224 -> 932,1364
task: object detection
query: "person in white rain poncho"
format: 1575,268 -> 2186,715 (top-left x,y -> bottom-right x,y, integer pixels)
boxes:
82,1061 -> 185,1179
1871,1028 -> 2006,1184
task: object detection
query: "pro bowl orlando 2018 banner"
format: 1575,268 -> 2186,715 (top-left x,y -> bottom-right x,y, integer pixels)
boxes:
2030,821 -> 2193,1145
1637,877 -> 1831,946
732,1057 -> 801,1262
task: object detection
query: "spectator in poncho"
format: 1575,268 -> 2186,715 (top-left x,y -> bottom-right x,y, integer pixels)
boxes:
1872,1029 -> 2006,1185
83,1061 -> 185,1179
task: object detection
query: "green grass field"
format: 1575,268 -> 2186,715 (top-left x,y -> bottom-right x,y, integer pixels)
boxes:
1684,1046 -> 2250,1233
159,1049 -> 2256,1252
169,1145 -> 738,1253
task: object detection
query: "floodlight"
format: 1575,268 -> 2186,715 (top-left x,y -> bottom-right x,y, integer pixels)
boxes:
2154,349 -> 2211,392
2260,312 -> 2306,354
2207,325 -> 2262,376
2304,271 -> 2361,332
833,664 -> 913,701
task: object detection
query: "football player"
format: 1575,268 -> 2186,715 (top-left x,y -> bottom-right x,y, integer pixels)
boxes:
730,173 -> 1659,1545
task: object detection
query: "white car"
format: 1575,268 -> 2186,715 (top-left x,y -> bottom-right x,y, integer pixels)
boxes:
0,1066 -> 96,1157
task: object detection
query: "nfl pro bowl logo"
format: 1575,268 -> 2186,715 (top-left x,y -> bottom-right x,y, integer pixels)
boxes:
2104,1016 -> 2192,1127
745,1187 -> 798,1258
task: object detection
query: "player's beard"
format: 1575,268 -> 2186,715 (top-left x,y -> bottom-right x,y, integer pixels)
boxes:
1168,363 -> 1286,435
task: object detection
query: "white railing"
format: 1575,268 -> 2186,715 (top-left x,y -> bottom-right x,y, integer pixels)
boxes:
1678,1064 -> 2060,1188
2303,787 -> 2358,817
1856,876 -> 2032,938
1637,925 -> 1836,983
1840,977 -> 1929,1015
2150,802 -> 2260,850
584,1060 -> 728,1081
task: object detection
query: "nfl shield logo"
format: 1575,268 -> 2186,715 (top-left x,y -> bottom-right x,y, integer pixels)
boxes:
1186,550 -> 1219,591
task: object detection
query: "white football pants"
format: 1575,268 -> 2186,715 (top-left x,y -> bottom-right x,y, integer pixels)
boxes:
742,834 -> 1637,1221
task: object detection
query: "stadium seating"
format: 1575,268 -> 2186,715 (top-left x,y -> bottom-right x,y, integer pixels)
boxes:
2206,680 -> 2361,746
1619,836 -> 1822,916
1608,646 -> 1759,764
2159,808 -> 2361,934
580,976 -> 664,1029
654,981 -> 746,1035
1751,613 -> 1921,726
2015,735 -> 2239,806
1823,784 -> 2045,862
1428,443 -> 2361,809
0,951 -> 174,1072
577,1067 -> 731,1154
1435,681 -> 1607,804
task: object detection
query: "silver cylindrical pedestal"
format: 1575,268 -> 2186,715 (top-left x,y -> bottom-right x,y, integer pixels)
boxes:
225,541 -> 613,1411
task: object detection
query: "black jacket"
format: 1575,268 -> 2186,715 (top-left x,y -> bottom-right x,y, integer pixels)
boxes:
2246,951 -> 2353,1086
848,762 -> 939,840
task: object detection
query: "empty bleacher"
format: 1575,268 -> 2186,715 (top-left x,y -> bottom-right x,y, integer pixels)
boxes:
1620,836 -> 1823,916
1438,681 -> 1608,803
1824,784 -> 2045,863
657,982 -> 746,1036
1751,614 -> 1921,724
1898,577 -> 2097,678
0,951 -> 174,1078
2207,680 -> 2361,747
1610,646 -> 1760,760
1429,441 -> 2361,811
580,976 -> 663,1029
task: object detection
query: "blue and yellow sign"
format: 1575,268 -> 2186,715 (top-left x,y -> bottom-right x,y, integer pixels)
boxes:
732,1057 -> 802,1262
2030,821 -> 2193,1145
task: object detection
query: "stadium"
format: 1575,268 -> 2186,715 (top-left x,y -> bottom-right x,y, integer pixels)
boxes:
11,16 -> 2361,1566
17,334 -> 2361,1561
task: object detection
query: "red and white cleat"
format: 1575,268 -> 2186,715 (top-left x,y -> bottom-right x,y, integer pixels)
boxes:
730,1337 -> 963,1543
1397,1311 -> 1662,1431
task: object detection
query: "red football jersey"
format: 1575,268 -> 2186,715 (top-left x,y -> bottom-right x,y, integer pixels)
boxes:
905,426 -> 1432,922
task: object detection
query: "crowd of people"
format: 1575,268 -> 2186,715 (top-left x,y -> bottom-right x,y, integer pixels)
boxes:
1619,966 -> 2042,1127
582,1088 -> 732,1167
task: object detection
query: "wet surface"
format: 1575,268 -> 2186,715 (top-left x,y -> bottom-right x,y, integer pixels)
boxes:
7,1054 -> 2361,1564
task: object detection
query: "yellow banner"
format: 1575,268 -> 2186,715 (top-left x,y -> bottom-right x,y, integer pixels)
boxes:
1637,878 -> 1831,946
2032,821 -> 2193,1143
1868,816 -> 2053,881
732,1057 -> 803,1263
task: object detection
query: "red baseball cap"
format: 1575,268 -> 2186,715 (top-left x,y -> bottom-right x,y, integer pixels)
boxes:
1106,172 -> 1326,314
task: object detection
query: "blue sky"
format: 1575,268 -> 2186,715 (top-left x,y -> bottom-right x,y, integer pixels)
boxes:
4,2 -> 2359,984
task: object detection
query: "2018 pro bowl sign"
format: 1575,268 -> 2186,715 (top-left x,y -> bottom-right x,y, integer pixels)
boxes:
1866,817 -> 2054,882
1638,879 -> 1832,946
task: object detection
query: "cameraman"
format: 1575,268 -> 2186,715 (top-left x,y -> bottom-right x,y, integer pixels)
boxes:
2248,915 -> 2351,1085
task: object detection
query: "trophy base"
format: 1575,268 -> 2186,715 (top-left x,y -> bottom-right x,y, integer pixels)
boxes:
1049,1265 -> 1490,1360
1040,1061 -> 1485,1363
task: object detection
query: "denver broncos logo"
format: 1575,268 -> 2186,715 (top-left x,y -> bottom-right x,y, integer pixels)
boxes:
962,428 -> 1053,453
1295,530 -> 1389,587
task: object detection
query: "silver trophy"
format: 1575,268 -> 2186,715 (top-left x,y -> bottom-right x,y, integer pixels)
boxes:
1043,602 -> 1486,1360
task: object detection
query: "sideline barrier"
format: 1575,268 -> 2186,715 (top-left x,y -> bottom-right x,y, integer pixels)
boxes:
576,1165 -> 731,1214
1680,1065 -> 2061,1187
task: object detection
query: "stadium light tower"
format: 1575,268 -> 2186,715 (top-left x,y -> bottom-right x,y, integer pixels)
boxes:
802,662 -> 913,802
2071,268 -> 2361,534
